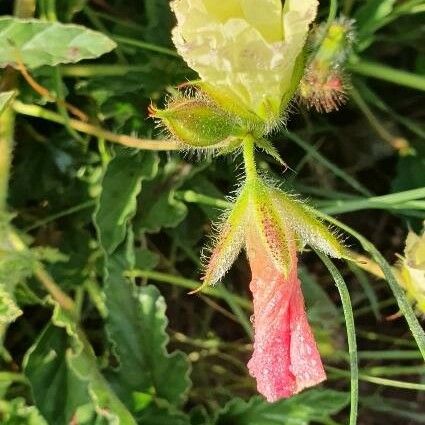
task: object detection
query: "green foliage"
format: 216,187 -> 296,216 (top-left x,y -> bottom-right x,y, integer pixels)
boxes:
1,0 -> 424,424
95,148 -> 158,253
0,17 -> 115,69
0,91 -> 16,117
214,389 -> 349,425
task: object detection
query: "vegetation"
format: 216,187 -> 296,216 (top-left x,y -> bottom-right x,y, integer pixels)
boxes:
0,0 -> 424,424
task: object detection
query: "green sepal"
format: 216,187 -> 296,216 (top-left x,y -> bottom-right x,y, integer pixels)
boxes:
151,95 -> 243,148
193,82 -> 265,132
199,188 -> 249,290
251,182 -> 294,277
255,138 -> 286,167
272,188 -> 347,259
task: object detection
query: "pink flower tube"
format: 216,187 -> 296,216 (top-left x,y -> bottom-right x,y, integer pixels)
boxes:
246,228 -> 326,402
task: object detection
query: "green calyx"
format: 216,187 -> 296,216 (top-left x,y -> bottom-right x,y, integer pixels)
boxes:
150,94 -> 245,148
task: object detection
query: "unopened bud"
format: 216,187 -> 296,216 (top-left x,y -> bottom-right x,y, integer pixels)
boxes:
149,94 -> 243,148
299,17 -> 355,113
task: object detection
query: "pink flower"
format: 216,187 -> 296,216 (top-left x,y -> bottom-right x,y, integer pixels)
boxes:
200,181 -> 345,401
246,227 -> 326,402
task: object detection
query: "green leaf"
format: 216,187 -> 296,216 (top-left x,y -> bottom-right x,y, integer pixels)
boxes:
354,0 -> 396,50
144,0 -> 174,47
24,306 -> 137,425
0,91 -> 16,117
95,149 -> 159,254
134,160 -> 188,233
0,398 -> 48,425
104,245 -> 191,408
23,324 -> 91,425
0,17 -> 116,69
214,389 -> 349,425
0,284 -> 22,326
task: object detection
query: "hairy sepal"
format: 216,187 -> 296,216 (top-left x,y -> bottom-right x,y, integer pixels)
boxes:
251,183 -> 294,277
199,189 -> 249,291
272,188 -> 347,259
150,92 -> 243,148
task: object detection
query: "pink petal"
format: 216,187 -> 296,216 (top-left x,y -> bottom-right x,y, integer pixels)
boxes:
246,231 -> 326,402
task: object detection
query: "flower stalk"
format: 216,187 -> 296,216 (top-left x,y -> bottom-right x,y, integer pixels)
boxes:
242,135 -> 258,184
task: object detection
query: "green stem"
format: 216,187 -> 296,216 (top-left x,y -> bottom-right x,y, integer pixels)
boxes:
13,101 -> 179,151
327,0 -> 338,25
349,60 -> 425,92
113,35 -> 179,58
0,107 -> 15,211
8,230 -> 77,314
316,212 -> 425,359
328,366 -> 425,391
242,135 -> 258,183
318,253 -> 358,425
125,269 -> 252,310
13,0 -> 35,18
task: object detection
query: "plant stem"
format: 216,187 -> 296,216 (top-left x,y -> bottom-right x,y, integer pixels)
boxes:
126,269 -> 252,310
113,35 -> 179,58
327,0 -> 338,26
0,107 -> 15,211
319,253 -> 358,425
316,211 -> 425,359
12,101 -> 179,151
350,86 -> 410,153
8,230 -> 76,314
13,0 -> 35,17
242,135 -> 258,183
349,60 -> 425,92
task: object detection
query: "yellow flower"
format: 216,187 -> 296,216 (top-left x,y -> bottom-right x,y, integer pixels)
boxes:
171,0 -> 318,126
398,224 -> 425,315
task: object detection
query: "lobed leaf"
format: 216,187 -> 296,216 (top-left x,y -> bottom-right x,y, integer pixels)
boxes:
95,149 -> 158,254
214,389 -> 349,425
104,245 -> 191,409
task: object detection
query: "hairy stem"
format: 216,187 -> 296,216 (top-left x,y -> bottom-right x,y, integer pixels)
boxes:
242,134 -> 257,183
13,101 -> 179,151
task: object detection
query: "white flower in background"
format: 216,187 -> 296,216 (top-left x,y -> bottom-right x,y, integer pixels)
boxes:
171,0 -> 318,125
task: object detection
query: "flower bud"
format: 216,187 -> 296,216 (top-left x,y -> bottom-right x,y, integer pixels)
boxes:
299,17 -> 354,113
149,95 -> 244,148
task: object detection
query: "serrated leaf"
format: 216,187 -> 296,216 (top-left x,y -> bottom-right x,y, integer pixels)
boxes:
24,307 -> 137,425
24,324 -> 91,425
0,91 -> 16,117
0,17 -> 116,69
214,389 -> 349,425
95,149 -> 159,254
134,161 -> 188,233
104,244 -> 191,408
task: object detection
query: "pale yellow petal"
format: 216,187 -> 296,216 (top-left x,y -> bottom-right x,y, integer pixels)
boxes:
241,0 -> 283,42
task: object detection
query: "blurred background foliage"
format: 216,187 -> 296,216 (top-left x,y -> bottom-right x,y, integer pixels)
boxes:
0,0 -> 424,424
